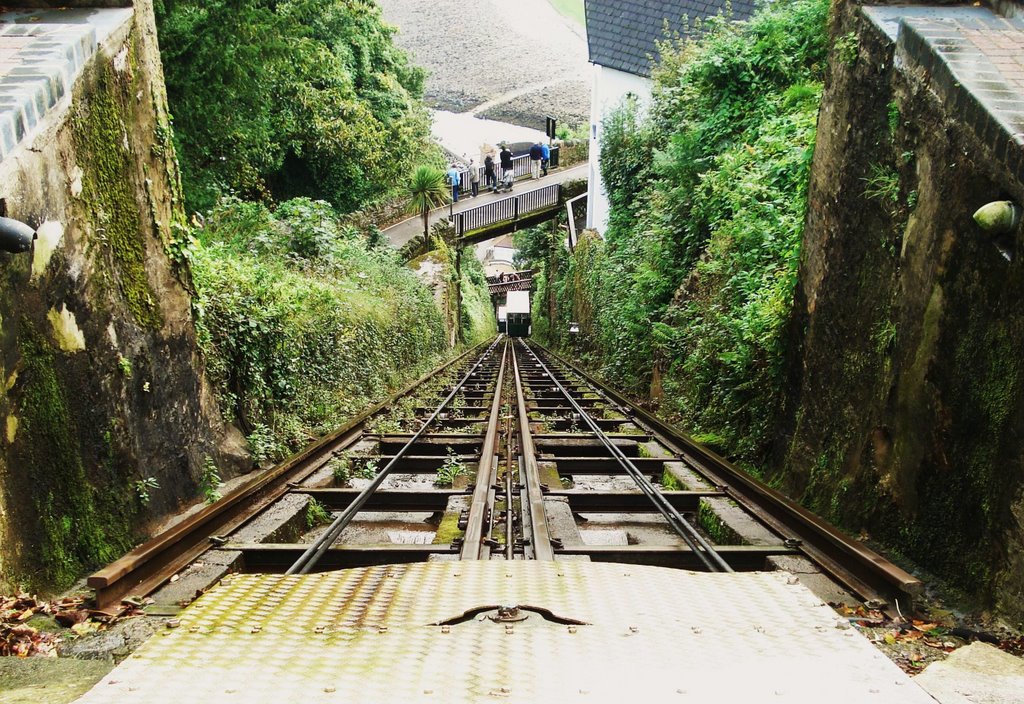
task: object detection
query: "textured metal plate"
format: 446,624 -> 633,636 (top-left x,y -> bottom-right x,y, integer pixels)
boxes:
74,563 -> 934,703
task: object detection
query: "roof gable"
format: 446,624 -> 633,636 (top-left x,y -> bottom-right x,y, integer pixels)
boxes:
585,0 -> 758,77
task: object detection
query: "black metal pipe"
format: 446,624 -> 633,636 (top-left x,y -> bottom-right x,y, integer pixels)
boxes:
519,340 -> 733,572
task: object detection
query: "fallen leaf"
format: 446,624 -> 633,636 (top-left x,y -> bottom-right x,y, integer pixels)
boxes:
54,610 -> 89,627
71,621 -> 101,636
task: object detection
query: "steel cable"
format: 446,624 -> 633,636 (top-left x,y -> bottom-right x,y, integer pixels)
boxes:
285,336 -> 504,575
519,341 -> 733,572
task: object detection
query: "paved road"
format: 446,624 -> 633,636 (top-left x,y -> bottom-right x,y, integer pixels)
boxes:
384,163 -> 589,249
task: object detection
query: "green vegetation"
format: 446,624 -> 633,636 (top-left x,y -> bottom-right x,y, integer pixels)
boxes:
407,166 -> 450,245
520,0 -> 829,468
191,197 -> 454,455
15,328 -> 134,588
155,0 -> 438,214
329,453 -> 352,485
835,31 -> 859,66
432,510 -> 464,544
863,163 -> 900,210
660,469 -> 682,491
133,477 -> 160,506
71,59 -> 162,329
435,447 -> 468,486
200,458 -> 223,504
355,458 -> 379,479
547,0 -> 586,27
305,498 -> 332,528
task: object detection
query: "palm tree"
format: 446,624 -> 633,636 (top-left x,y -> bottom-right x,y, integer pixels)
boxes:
406,165 -> 449,250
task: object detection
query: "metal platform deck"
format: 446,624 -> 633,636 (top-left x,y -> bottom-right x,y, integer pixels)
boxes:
73,562 -> 935,703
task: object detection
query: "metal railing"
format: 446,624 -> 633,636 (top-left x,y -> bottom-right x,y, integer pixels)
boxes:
454,183 -> 561,236
565,193 -> 587,251
452,146 -> 559,192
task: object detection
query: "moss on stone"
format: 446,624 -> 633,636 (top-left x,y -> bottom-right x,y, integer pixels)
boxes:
16,326 -> 134,589
432,511 -> 463,544
697,499 -> 741,545
71,54 -> 162,330
660,468 -> 682,490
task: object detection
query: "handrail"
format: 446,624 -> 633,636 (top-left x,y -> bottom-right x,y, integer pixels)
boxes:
453,183 -> 561,236
452,146 -> 559,191
565,193 -> 587,251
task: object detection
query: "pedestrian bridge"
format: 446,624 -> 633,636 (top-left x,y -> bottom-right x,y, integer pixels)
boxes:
453,184 -> 571,244
384,162 -> 589,252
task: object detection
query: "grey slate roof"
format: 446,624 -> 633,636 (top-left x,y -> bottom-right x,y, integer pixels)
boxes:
585,0 -> 759,77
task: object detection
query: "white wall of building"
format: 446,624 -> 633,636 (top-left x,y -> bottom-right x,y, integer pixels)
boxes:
586,63 -> 652,233
506,290 -> 531,314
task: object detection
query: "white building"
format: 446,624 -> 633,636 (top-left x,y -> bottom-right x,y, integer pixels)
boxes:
584,0 -> 757,233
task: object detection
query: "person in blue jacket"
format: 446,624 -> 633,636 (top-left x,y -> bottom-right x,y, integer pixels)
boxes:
447,163 -> 461,202
541,142 -> 550,176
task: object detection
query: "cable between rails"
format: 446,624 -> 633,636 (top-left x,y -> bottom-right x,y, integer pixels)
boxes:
519,340 -> 733,573
286,336 -> 505,575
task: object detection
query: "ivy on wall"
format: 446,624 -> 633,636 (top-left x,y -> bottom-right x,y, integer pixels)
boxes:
521,0 -> 829,468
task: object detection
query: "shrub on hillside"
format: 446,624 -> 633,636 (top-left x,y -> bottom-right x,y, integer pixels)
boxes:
191,197 -> 449,456
523,0 -> 829,467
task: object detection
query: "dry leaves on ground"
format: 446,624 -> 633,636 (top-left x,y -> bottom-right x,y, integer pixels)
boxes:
1,593 -> 145,657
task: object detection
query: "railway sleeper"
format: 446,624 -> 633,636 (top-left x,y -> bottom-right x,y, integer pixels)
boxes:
534,436 -> 641,457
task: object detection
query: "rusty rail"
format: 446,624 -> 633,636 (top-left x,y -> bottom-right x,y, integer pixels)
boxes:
87,340 -> 491,611
460,340 -> 508,559
534,342 -> 924,611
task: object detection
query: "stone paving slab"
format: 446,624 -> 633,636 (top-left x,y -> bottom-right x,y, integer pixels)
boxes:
0,7 -> 132,161
865,5 -> 1024,185
914,642 -> 1024,704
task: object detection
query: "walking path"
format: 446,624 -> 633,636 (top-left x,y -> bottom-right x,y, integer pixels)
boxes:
384,162 -> 589,249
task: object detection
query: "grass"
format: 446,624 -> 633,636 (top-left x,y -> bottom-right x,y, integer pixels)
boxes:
547,0 -> 585,27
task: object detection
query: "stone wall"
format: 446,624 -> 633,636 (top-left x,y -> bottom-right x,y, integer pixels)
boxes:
776,0 -> 1024,618
0,0 -> 245,592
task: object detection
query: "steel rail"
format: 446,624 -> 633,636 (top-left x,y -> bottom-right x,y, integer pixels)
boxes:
504,375 -> 516,560
513,340 -> 555,560
86,339 -> 493,611
519,341 -> 730,571
460,340 -> 508,559
286,337 -> 504,575
534,341 -> 924,608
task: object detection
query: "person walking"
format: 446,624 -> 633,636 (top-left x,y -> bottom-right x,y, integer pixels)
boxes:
484,153 -> 496,191
541,141 -> 550,176
446,163 -> 461,202
499,144 -> 514,191
469,158 -> 480,197
529,142 -> 543,179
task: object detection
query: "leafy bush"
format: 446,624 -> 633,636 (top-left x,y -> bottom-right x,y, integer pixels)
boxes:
522,0 -> 829,466
192,197 -> 451,453
155,0 -> 439,213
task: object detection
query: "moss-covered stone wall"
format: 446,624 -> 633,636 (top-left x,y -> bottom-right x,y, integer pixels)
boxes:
777,0 -> 1024,618
0,0 -> 244,592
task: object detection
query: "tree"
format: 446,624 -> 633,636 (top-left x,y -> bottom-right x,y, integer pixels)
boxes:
155,0 -> 433,213
406,165 -> 448,248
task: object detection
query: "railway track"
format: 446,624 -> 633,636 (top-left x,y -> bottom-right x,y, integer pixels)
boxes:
89,335 -> 921,614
